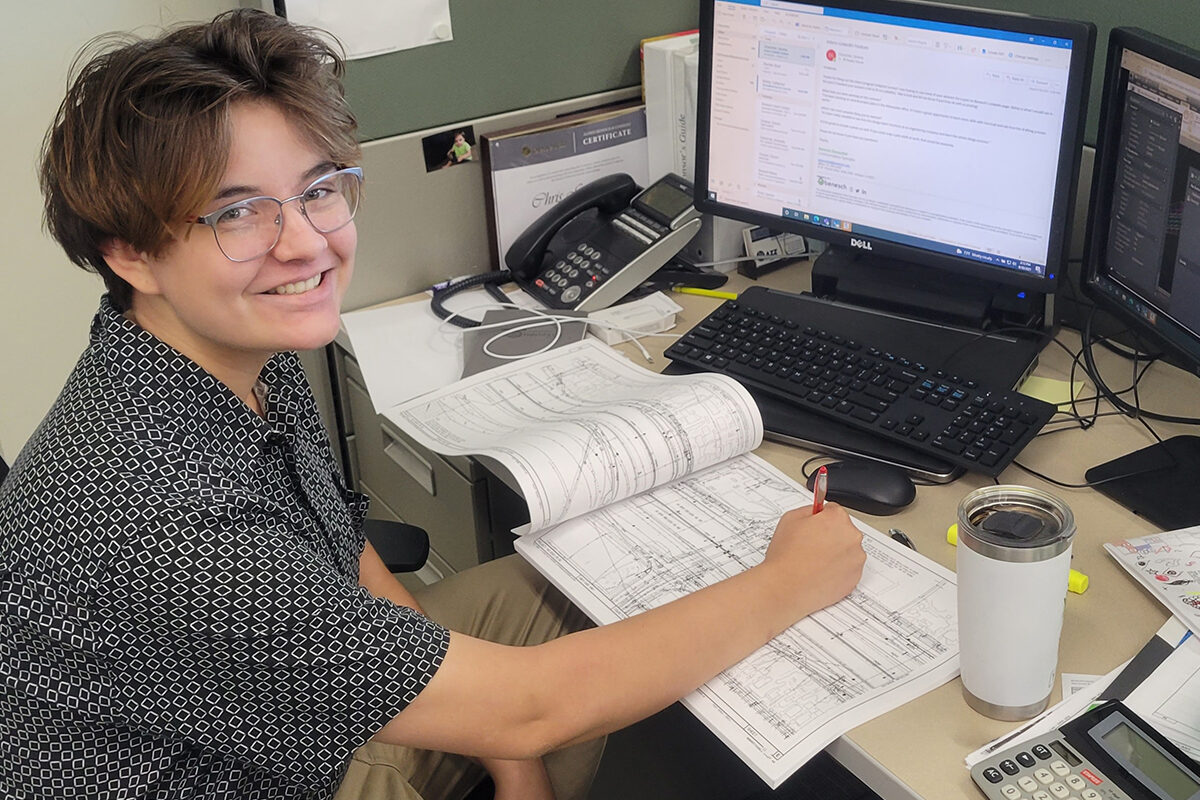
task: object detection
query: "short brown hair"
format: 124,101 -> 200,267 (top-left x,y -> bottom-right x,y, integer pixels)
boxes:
40,9 -> 361,310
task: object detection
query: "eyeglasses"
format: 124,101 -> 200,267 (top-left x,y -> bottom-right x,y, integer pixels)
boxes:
190,166 -> 363,262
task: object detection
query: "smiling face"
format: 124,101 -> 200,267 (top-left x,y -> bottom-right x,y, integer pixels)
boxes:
107,101 -> 356,394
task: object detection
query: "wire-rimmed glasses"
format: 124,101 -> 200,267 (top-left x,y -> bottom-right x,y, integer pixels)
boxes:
190,166 -> 363,262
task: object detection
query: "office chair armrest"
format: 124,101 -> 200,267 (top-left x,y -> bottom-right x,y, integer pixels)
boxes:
363,518 -> 430,573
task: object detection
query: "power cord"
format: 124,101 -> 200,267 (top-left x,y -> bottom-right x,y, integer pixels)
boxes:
1010,320 -> 1196,487
1080,306 -> 1200,425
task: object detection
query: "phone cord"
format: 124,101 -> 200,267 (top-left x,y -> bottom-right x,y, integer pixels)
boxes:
429,270 -> 513,328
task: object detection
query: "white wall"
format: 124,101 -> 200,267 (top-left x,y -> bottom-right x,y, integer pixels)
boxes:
0,2 -> 244,461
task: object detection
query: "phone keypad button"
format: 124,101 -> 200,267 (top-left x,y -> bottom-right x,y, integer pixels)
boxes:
562,286 -> 581,304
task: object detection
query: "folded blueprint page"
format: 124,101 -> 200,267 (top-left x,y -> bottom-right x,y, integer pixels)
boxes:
515,454 -> 960,789
388,339 -> 763,532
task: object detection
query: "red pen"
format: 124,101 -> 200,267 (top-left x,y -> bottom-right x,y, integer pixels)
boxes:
812,465 -> 828,514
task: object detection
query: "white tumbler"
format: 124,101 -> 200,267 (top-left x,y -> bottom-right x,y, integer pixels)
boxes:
957,485 -> 1076,721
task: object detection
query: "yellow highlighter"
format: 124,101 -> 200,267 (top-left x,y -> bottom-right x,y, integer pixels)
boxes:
947,523 -> 1089,594
671,287 -> 739,301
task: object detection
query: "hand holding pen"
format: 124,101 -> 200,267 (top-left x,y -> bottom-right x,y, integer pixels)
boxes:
811,464 -> 828,514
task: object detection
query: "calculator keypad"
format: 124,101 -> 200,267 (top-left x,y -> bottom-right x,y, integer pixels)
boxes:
972,738 -> 1117,800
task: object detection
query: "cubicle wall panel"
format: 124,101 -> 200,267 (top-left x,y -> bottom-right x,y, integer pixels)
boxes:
344,3 -> 698,141
347,88 -> 640,312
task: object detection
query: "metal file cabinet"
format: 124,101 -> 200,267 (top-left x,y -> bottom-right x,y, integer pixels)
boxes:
329,343 -> 522,585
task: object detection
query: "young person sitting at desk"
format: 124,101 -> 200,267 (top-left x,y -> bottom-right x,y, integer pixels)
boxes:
0,10 -> 866,800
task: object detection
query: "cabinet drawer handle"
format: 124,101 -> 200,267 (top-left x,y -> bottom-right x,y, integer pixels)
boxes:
382,430 -> 436,495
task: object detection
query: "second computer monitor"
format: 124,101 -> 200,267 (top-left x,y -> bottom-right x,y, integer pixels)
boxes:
695,0 -> 1095,315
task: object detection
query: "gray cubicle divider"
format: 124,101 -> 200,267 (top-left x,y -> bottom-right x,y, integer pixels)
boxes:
341,0 -> 1200,150
344,1 -> 700,143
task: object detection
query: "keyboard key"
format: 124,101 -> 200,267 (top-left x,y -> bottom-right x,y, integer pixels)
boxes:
933,436 -> 965,455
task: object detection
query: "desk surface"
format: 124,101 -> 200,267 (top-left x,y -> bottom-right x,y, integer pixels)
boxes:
608,265 -> 1197,800
365,264 -> 1197,799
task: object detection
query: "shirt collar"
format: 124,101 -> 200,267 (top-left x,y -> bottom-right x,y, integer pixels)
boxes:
90,296 -> 303,449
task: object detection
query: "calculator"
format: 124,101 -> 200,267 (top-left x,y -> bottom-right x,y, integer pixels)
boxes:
970,700 -> 1200,800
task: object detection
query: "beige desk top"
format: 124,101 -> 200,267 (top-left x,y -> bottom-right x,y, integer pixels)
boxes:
615,266 -> 1198,800
368,265 -> 1197,798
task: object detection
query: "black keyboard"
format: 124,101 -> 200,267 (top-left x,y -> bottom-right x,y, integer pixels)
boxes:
664,287 -> 1057,477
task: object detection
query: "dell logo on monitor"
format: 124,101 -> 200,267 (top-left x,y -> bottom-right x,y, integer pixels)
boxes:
850,237 -> 873,251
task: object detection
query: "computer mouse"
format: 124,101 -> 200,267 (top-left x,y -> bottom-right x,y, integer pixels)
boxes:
807,459 -> 916,516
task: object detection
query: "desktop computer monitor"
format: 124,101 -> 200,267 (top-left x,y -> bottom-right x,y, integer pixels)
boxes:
1080,27 -> 1200,530
694,0 -> 1094,331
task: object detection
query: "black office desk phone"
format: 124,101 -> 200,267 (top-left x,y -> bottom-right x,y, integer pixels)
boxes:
971,700 -> 1200,800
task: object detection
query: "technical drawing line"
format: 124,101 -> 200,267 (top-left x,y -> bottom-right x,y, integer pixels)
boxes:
515,453 -> 959,789
390,340 -> 763,533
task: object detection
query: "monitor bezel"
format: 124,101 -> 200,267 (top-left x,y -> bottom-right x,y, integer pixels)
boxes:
693,0 -> 1096,295
1080,26 -> 1200,377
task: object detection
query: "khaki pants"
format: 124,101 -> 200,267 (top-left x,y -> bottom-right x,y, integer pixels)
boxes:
335,555 -> 604,800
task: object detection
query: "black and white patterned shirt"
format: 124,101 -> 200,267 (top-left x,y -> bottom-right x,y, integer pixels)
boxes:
0,297 -> 449,799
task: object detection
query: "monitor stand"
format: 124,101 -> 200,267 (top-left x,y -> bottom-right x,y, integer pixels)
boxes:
810,246 -> 1051,333
1085,435 -> 1200,530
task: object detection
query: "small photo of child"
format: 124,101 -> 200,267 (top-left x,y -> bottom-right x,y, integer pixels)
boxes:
422,126 -> 477,172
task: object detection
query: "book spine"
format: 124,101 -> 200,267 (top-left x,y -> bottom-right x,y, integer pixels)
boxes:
642,42 -> 676,182
638,29 -> 699,102
673,47 -> 700,181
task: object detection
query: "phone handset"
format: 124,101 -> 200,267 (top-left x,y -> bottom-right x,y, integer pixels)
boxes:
505,173 -> 640,282
505,172 -> 702,312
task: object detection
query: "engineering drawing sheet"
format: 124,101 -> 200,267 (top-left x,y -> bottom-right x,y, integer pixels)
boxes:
387,339 -> 763,532
515,454 -> 959,788
387,337 -> 959,787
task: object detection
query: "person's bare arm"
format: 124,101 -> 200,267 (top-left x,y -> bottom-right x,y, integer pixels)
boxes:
358,539 -> 423,610
374,504 -> 865,761
358,539 -> 554,797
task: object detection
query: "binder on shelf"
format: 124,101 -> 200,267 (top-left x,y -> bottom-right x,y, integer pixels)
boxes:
638,29 -> 698,102
641,31 -> 699,182
643,31 -> 749,271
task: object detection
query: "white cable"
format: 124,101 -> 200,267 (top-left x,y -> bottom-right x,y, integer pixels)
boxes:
681,255 -> 760,269
435,300 -> 679,364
